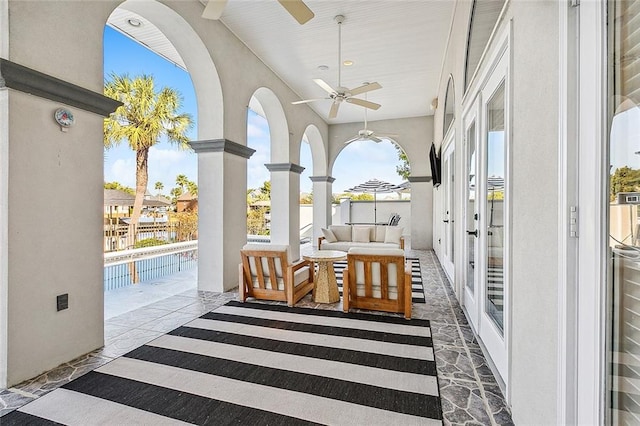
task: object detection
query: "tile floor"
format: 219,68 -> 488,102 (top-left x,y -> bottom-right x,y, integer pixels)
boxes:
0,247 -> 513,425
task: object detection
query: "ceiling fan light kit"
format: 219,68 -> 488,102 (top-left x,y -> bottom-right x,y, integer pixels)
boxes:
292,14 -> 383,119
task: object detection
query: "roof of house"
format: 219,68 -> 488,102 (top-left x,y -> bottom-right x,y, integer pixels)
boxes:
177,192 -> 197,201
104,189 -> 171,207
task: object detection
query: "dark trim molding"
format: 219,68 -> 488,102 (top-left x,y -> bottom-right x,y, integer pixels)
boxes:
265,163 -> 305,174
309,176 -> 335,183
0,59 -> 121,116
189,139 -> 256,159
408,176 -> 432,183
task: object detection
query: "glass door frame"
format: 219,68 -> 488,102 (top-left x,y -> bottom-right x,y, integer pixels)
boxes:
441,132 -> 456,280
476,50 -> 510,383
463,96 -> 481,329
566,2 -> 607,424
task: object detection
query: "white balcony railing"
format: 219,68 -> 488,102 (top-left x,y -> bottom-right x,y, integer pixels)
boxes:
104,241 -> 198,291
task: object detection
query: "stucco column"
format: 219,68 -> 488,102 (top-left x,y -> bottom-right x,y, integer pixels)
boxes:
309,176 -> 334,247
266,163 -> 304,261
190,139 -> 255,292
409,176 -> 433,249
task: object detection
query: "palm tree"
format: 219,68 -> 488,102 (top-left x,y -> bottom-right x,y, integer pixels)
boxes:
154,181 -> 164,195
104,73 -> 193,229
186,180 -> 198,196
176,174 -> 189,193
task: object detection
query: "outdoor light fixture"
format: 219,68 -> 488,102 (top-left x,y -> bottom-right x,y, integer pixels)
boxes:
343,60 -> 354,66
317,65 -> 329,71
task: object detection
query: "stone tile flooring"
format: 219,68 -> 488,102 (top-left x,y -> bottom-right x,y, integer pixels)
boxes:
0,248 -> 513,425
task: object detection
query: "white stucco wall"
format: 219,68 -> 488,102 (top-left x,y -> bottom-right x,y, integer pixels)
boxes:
1,0 -> 115,387
1,0 -> 333,386
508,2 -> 559,423
436,1 -> 560,424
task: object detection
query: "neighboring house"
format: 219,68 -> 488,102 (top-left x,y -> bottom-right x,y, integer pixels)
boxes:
176,192 -> 198,213
104,189 -> 135,218
104,189 -> 171,218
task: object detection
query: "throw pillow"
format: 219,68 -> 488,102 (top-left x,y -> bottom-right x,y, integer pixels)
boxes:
329,225 -> 352,241
384,226 -> 404,245
352,226 -> 371,243
321,228 -> 337,243
374,225 -> 387,242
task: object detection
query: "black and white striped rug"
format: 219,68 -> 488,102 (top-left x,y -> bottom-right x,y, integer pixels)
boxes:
3,301 -> 442,425
333,257 -> 426,303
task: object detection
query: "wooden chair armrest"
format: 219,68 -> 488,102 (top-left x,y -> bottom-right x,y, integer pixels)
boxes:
343,267 -> 350,313
318,236 -> 325,249
400,236 -> 405,250
290,258 -> 311,271
289,259 -> 313,283
404,265 -> 412,319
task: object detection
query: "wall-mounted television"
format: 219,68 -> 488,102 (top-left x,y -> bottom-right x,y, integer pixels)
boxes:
429,143 -> 442,187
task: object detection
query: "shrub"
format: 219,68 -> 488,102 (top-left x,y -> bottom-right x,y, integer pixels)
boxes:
134,238 -> 167,248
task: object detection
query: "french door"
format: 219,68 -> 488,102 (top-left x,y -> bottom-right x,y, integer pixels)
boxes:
462,47 -> 509,384
441,135 -> 455,280
463,102 -> 480,323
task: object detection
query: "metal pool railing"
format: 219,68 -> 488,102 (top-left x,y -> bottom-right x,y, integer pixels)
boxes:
103,241 -> 198,291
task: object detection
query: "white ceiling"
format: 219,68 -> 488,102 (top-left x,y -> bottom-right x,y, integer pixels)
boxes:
108,0 -> 455,125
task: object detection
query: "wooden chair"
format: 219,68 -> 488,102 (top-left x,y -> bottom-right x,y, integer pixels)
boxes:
239,244 -> 314,306
342,247 -> 412,319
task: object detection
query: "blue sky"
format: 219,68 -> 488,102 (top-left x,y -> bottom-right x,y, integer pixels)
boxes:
103,26 -> 405,195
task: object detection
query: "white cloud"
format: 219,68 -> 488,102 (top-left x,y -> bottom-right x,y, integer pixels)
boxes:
149,146 -> 188,164
108,158 -> 136,188
247,122 -> 268,139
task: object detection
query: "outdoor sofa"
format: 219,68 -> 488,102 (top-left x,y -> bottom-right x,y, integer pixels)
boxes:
318,224 -> 404,251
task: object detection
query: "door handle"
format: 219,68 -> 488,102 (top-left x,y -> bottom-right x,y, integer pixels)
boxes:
443,220 -> 449,223
467,230 -> 478,237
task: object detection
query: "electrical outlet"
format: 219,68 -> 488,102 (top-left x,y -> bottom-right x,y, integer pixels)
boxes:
57,294 -> 68,311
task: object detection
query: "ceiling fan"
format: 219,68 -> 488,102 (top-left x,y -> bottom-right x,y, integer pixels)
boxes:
345,93 -> 398,144
201,0 -> 314,25
292,15 -> 382,119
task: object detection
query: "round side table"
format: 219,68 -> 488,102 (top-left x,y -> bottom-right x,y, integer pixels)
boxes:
302,250 -> 347,303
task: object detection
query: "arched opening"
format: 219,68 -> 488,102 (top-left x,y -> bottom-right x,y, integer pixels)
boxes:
443,76 -> 455,138
246,102 -> 271,239
299,125 -> 326,243
464,0 -> 506,92
331,138 -> 410,227
102,1 -> 222,318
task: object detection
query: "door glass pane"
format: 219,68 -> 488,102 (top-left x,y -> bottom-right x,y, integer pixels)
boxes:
608,1 -> 640,423
485,81 -> 505,332
466,122 -> 477,293
444,150 -> 456,263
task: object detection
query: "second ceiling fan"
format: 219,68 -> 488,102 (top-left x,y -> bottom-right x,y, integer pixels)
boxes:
292,15 -> 382,119
346,92 -> 398,144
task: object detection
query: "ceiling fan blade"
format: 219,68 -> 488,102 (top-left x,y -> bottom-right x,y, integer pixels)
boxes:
349,82 -> 382,96
377,132 -> 400,138
202,0 -> 227,19
277,0 -> 315,24
346,98 -> 381,110
313,78 -> 336,95
370,136 -> 383,143
328,101 -> 340,119
292,98 -> 326,105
